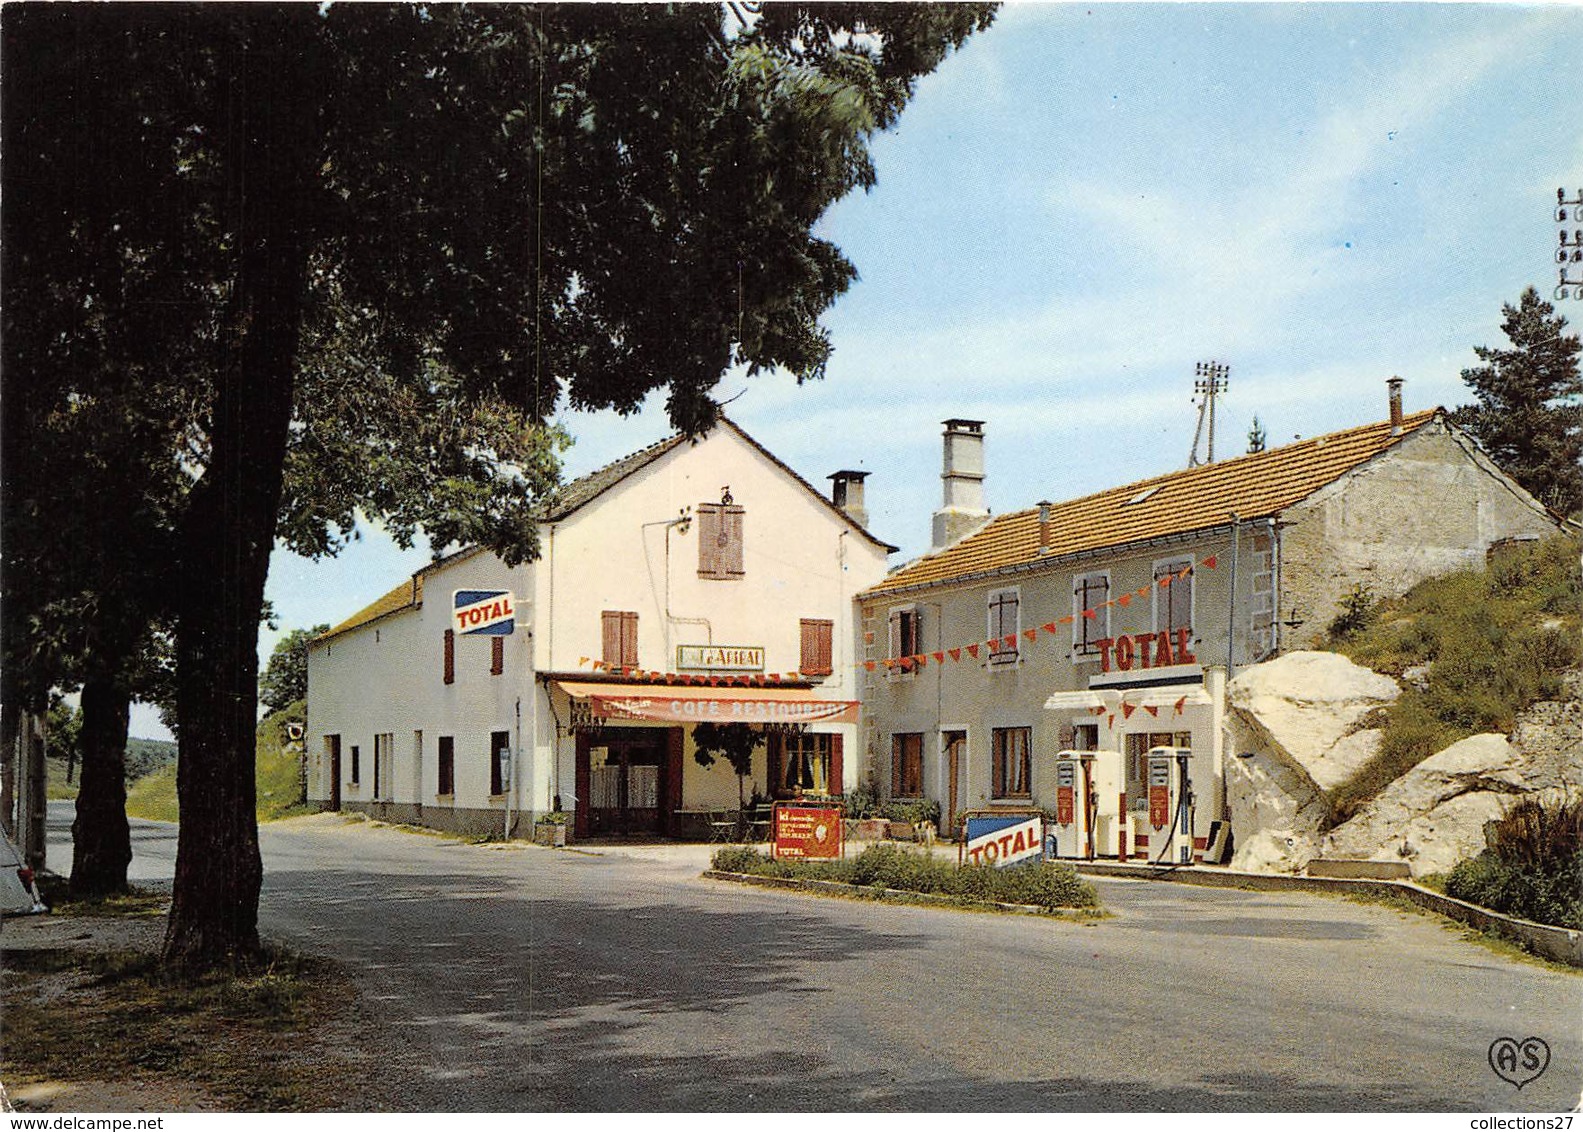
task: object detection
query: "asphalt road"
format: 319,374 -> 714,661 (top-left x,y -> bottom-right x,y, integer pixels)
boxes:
43,804 -> 1583,1112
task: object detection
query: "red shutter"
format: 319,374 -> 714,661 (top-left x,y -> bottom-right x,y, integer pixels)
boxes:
443,630 -> 455,685
830,734 -> 844,798
491,636 -> 504,676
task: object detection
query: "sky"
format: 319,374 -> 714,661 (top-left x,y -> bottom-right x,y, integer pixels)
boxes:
132,1 -> 1583,740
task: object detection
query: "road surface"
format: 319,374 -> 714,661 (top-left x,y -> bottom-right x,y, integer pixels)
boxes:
44,805 -> 1583,1111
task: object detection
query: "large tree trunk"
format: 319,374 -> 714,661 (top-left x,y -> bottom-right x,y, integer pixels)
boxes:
162,18 -> 321,974
70,676 -> 132,896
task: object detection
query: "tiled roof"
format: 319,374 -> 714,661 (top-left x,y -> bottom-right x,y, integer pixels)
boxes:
863,409 -> 1442,597
319,415 -> 896,642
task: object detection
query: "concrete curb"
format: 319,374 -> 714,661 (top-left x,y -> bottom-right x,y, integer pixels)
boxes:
1070,860 -> 1583,968
701,870 -> 1102,920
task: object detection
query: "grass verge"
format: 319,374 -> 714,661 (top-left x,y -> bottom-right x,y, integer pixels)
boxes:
712,843 -> 1101,914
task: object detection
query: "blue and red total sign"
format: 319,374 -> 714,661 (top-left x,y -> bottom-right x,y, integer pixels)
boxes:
962,813 -> 1043,868
453,590 -> 516,636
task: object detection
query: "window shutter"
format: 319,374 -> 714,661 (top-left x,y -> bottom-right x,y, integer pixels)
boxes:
491,636 -> 504,676
722,505 -> 745,576
443,630 -> 455,685
621,611 -> 639,667
888,609 -> 901,663
891,735 -> 902,797
830,735 -> 843,797
800,619 -> 833,676
601,614 -> 620,668
697,504 -> 721,577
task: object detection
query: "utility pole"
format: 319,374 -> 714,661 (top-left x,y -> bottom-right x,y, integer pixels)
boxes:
1188,361 -> 1230,467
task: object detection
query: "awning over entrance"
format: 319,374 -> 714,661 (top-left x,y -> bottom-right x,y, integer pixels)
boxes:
556,681 -> 859,724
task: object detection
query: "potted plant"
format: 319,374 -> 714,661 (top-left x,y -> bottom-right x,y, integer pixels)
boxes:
534,810 -> 571,847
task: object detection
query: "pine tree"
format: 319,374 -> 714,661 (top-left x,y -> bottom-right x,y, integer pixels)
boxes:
1452,287 -> 1583,516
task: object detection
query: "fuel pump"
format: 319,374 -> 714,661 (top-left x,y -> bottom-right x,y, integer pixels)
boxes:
1049,750 -> 1124,859
1146,746 -> 1195,864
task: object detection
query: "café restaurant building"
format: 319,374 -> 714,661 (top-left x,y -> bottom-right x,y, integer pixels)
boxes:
856,386 -> 1560,855
306,417 -> 895,838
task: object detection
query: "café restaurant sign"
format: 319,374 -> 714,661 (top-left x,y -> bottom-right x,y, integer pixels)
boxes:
677,644 -> 764,673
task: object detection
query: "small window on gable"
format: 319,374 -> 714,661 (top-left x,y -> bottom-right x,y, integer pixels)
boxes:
697,502 -> 745,579
1126,486 -> 1162,505
800,619 -> 834,677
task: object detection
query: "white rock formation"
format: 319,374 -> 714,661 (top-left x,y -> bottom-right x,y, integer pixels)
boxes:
1227,651 -> 1400,792
1320,733 -> 1522,876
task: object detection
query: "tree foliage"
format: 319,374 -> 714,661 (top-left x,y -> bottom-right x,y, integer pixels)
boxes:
259,626 -> 331,718
1,2 -> 995,971
1451,287 -> 1583,517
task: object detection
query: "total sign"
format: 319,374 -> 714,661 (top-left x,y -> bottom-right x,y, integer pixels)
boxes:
453,590 -> 516,636
962,813 -> 1044,868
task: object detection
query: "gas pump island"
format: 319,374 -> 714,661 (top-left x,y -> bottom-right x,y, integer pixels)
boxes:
1145,746 -> 1194,865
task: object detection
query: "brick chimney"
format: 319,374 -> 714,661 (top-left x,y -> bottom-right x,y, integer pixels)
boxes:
828,470 -> 869,530
932,419 -> 989,549
1037,500 -> 1053,555
1388,376 -> 1404,434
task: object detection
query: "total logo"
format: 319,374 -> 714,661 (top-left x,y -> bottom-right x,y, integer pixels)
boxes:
453,590 -> 516,636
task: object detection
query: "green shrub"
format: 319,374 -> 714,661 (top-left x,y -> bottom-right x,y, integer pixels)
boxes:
843,782 -> 881,819
1444,791 -> 1583,930
1329,534 -> 1580,820
877,798 -> 942,827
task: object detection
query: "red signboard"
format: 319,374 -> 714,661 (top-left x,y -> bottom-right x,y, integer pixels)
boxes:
1055,786 -> 1075,827
773,805 -> 843,860
1149,784 -> 1170,830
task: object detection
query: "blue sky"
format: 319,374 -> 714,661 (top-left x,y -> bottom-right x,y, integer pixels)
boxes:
134,2 -> 1583,739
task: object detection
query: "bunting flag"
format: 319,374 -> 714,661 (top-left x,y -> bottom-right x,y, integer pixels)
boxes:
856,546 -> 1223,671
1144,704 -> 1159,717
1173,695 -> 1187,715
1089,705 -> 1107,717
1121,702 -> 1136,720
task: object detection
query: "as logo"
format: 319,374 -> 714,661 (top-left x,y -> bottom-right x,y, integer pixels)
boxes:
1488,1036 -> 1549,1089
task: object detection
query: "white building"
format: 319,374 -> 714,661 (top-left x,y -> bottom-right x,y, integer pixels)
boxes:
856,384 -> 1562,858
306,417 -> 895,838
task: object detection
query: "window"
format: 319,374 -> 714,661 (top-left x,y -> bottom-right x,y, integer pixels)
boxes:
1073,572 -> 1110,655
888,606 -> 922,673
438,736 -> 455,796
490,730 -> 511,796
988,588 -> 1020,664
891,733 -> 923,798
1153,557 -> 1193,637
601,610 -> 638,668
697,502 -> 745,579
491,635 -> 504,676
349,744 -> 361,786
992,727 -> 1032,798
1072,723 -> 1099,752
443,629 -> 455,685
772,732 -> 840,797
800,619 -> 834,676
374,732 -> 393,801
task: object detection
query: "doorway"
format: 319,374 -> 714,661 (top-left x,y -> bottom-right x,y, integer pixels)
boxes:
578,731 -> 670,837
943,730 -> 966,835
326,734 -> 342,812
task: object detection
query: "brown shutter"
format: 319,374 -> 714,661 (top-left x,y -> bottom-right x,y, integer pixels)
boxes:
602,611 -> 621,665
830,734 -> 843,797
891,735 -> 902,797
723,505 -> 745,576
621,611 -> 639,667
697,504 -> 720,577
767,732 -> 784,798
443,630 -> 455,685
818,621 -> 833,675
491,636 -> 504,676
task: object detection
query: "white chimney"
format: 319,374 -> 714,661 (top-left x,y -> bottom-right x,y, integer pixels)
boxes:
828,470 -> 869,530
932,419 -> 990,549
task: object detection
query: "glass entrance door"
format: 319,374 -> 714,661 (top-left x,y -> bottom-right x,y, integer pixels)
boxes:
586,734 -> 665,836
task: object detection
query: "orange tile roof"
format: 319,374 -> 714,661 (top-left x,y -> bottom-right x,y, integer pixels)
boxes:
863,409 -> 1442,597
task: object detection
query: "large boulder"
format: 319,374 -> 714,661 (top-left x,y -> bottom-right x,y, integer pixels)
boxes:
1319,733 -> 1523,876
1223,745 -> 1327,873
1227,651 -> 1400,792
